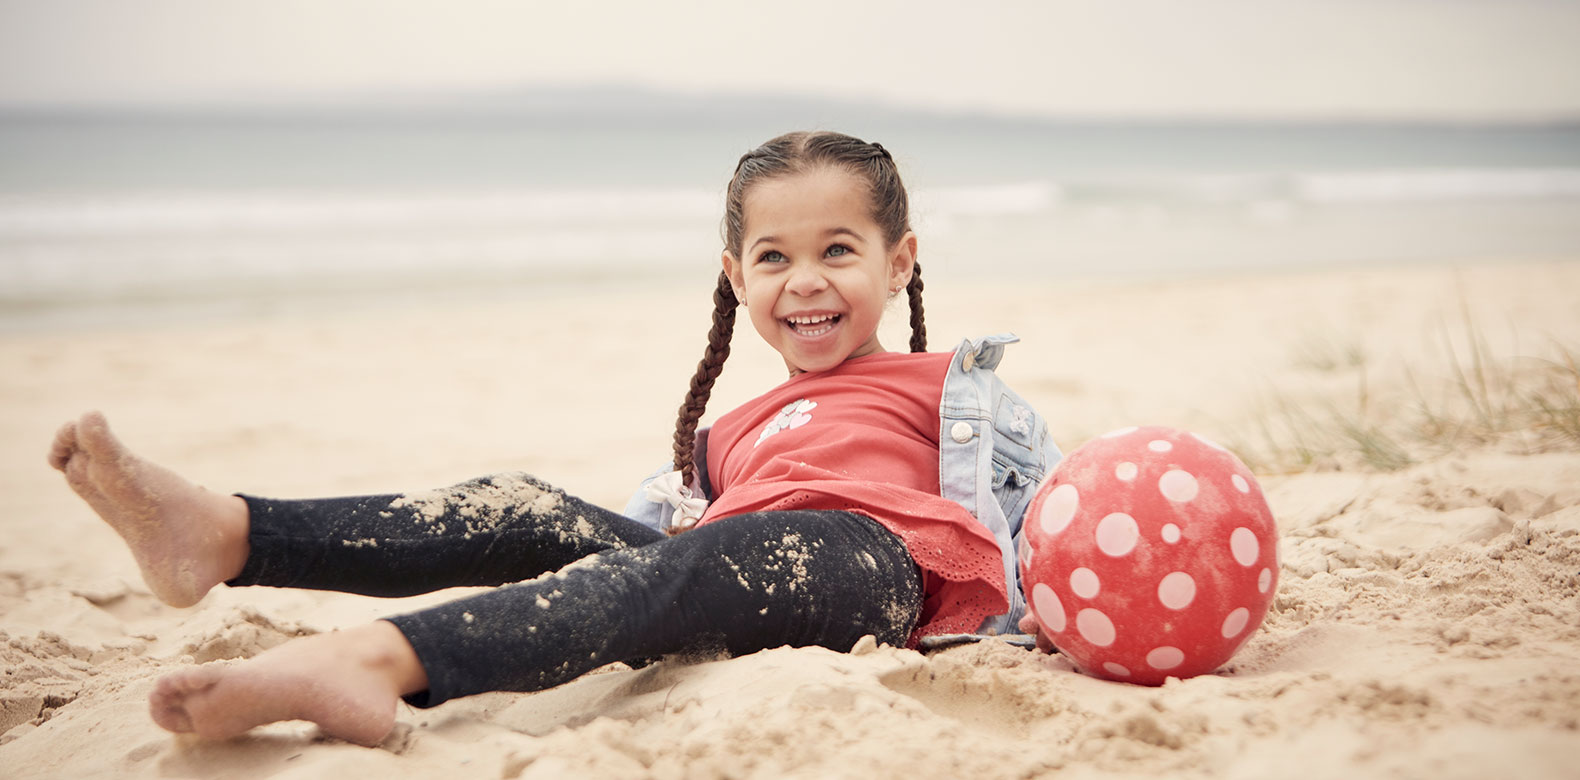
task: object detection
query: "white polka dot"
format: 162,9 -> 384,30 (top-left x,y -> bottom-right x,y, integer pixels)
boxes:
1095,513 -> 1140,557
1221,607 -> 1250,639
1101,426 -> 1139,439
1161,523 -> 1182,544
1230,527 -> 1259,566
1258,567 -> 1272,593
1032,583 -> 1066,633
1115,462 -> 1138,481
1191,432 -> 1230,452
1157,571 -> 1196,610
1039,484 -> 1079,536
1158,469 -> 1199,502
1102,662 -> 1131,677
1076,608 -> 1116,647
1146,646 -> 1184,670
1148,439 -> 1173,452
1070,567 -> 1100,599
1232,474 -> 1250,493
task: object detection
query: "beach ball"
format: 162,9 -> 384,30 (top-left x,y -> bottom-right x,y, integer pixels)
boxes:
1019,426 -> 1278,685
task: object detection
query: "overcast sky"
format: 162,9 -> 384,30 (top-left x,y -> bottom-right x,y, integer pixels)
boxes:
2,0 -> 1578,120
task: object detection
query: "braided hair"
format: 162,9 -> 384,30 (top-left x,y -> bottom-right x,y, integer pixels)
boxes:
671,131 -> 927,488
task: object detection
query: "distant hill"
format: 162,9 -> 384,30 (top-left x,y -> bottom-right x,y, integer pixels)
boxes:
6,84 -> 1576,130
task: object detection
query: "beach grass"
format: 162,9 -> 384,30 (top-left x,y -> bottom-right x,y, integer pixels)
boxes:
1234,314 -> 1580,474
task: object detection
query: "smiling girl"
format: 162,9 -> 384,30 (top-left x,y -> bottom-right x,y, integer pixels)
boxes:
48,131 -> 1060,745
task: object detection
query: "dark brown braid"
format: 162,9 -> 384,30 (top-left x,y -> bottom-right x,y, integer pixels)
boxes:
672,271 -> 738,485
906,261 -> 927,352
672,131 -> 922,494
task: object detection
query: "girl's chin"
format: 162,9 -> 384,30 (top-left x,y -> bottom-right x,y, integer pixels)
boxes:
768,317 -> 882,374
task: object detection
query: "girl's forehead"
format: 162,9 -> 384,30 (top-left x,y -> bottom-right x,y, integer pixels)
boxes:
741,167 -> 875,233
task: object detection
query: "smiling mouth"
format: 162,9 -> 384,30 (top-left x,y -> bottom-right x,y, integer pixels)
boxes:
784,313 -> 842,337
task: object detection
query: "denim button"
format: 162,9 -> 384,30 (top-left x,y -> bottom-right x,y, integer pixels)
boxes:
962,351 -> 977,371
950,421 -> 975,443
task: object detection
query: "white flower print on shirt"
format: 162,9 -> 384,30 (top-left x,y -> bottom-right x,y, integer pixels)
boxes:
755,398 -> 816,448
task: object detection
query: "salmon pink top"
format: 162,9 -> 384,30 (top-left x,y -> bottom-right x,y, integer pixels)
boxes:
700,351 -> 1009,642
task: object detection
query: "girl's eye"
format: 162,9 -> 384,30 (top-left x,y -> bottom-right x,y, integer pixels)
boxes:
758,250 -> 786,264
826,245 -> 851,258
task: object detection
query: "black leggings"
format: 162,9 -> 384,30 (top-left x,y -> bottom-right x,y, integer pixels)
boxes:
231,473 -> 923,706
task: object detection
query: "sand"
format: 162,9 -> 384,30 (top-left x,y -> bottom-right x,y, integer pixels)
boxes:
2,260 -> 1578,779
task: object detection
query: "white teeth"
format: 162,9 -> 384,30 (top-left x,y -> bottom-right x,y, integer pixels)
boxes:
785,313 -> 839,337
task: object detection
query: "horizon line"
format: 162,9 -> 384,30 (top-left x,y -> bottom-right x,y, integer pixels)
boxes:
2,83 -> 1577,128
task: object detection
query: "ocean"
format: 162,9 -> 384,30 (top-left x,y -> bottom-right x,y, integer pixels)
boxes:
3,92 -> 1578,329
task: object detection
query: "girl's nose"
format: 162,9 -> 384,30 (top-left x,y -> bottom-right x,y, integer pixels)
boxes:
784,263 -> 829,296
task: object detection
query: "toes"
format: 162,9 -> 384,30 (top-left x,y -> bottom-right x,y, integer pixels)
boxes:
63,453 -> 92,492
61,447 -> 123,522
149,697 -> 195,734
148,670 -> 219,734
48,419 -> 80,472
160,666 -> 223,696
49,411 -> 123,474
76,411 -> 123,461
70,411 -> 157,518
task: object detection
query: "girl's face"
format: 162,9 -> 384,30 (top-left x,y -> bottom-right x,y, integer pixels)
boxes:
724,167 -> 916,376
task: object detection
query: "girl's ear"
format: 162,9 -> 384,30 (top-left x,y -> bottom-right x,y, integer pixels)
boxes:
722,250 -> 746,301
888,231 -> 918,292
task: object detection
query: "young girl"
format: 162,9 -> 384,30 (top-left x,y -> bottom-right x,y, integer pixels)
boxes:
47,131 -> 1061,746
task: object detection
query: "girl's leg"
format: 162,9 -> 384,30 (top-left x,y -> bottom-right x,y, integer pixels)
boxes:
232,472 -> 661,596
150,510 -> 923,743
49,412 -> 661,606
390,509 -> 923,705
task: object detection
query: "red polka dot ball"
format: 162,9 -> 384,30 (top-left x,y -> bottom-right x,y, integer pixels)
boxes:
1018,426 -> 1278,685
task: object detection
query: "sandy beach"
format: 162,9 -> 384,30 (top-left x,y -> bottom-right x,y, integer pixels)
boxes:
2,259 -> 1578,779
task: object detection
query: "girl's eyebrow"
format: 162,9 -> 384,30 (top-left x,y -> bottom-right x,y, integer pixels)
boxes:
748,227 -> 866,253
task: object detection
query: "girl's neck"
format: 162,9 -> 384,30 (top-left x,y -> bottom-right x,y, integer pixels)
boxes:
786,348 -> 897,379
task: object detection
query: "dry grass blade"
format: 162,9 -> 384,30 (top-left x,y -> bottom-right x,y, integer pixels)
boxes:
1231,316 -> 1580,474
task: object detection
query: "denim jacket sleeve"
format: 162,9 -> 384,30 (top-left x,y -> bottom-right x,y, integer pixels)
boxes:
938,334 -> 1063,634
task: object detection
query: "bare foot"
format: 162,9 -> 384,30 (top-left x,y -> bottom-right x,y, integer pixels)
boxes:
48,411 -> 250,607
149,621 -> 428,746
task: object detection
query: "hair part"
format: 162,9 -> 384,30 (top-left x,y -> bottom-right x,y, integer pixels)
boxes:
721,132 -> 911,258
671,132 -> 928,488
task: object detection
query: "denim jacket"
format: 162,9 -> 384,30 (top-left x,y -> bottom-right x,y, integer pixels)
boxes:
623,333 -> 1063,634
